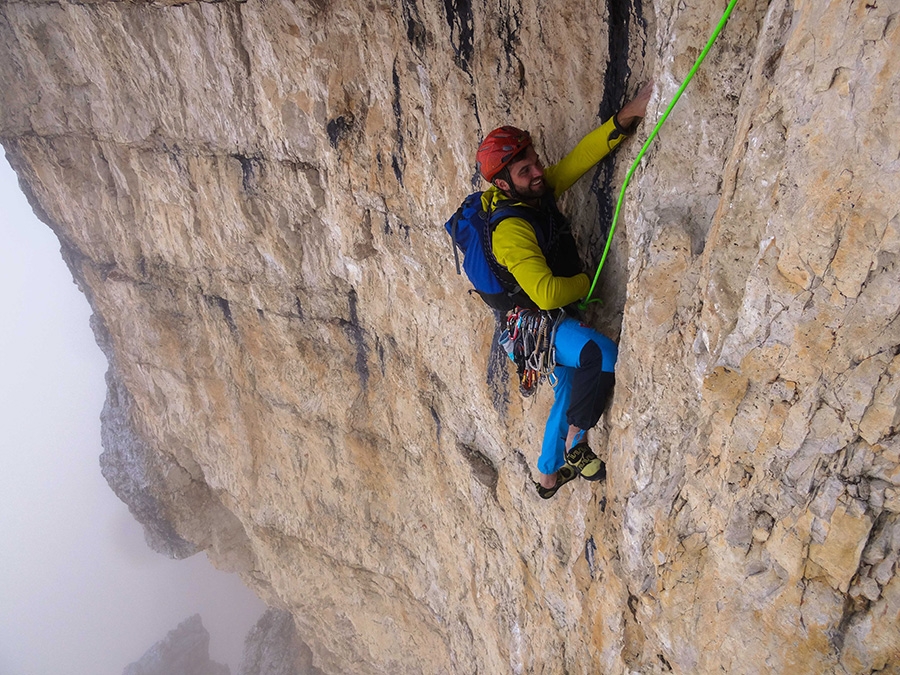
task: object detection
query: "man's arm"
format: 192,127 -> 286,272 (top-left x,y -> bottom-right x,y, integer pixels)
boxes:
492,217 -> 590,309
545,82 -> 654,197
545,116 -> 627,197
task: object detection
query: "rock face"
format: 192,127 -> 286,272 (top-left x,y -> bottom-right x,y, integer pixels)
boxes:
239,609 -> 323,675
123,614 -> 229,675
1,1 -> 898,673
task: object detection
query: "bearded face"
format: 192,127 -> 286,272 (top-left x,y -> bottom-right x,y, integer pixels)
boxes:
500,146 -> 546,201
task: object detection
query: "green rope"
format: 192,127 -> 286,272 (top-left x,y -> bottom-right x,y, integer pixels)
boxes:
579,0 -> 740,310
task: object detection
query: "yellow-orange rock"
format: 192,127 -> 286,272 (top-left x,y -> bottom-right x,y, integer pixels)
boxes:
1,0 -> 898,672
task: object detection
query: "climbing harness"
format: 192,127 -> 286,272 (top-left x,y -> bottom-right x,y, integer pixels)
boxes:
580,0 -> 741,309
498,308 -> 564,397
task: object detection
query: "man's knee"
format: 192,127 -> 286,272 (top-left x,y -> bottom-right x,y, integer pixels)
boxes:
577,340 -> 604,372
580,335 -> 617,373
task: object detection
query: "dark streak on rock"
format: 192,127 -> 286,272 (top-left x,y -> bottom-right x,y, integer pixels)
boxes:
230,2 -> 253,80
326,115 -> 353,149
392,155 -> 404,185
498,7 -> 525,93
590,0 -> 643,243
585,536 -> 598,579
486,311 -> 510,415
763,45 -> 785,79
206,294 -> 238,334
829,595 -> 858,653
401,0 -> 428,56
430,405 -> 442,441
376,338 -> 386,376
294,296 -> 304,319
392,61 -> 405,186
442,0 -> 475,75
339,288 -> 369,388
627,593 -> 640,619
231,153 -> 259,192
469,93 -> 484,188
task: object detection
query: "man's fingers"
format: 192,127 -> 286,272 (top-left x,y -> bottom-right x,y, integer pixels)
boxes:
627,81 -> 654,117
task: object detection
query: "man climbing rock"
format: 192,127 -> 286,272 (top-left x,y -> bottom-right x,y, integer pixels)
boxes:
475,82 -> 652,498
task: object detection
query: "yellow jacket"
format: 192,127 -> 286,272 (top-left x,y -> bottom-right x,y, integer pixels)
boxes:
485,116 -> 628,310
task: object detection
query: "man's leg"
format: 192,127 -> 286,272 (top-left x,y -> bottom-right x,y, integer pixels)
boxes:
553,318 -> 617,465
537,365 -> 573,488
536,319 -> 618,489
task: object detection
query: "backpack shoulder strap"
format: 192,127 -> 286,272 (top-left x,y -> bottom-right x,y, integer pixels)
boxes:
480,201 -> 539,294
487,201 -> 547,250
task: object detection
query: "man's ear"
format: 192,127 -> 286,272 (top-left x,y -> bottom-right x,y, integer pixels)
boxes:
492,178 -> 511,194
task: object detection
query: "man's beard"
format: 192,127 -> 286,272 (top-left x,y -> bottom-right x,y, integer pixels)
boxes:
509,176 -> 546,201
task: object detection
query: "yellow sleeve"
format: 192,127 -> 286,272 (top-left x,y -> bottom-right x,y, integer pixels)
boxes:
492,217 -> 590,310
544,116 -> 629,197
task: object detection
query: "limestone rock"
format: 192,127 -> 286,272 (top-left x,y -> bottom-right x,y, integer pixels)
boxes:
1,0 -> 899,673
239,609 -> 323,675
123,614 -> 229,675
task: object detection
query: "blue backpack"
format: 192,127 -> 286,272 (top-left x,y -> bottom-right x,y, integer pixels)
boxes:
444,192 -> 536,311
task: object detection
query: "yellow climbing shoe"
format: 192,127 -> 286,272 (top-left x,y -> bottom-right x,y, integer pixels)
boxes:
565,442 -> 606,482
534,464 -> 578,499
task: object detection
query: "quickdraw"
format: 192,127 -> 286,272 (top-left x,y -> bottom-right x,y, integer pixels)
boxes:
498,308 -> 564,397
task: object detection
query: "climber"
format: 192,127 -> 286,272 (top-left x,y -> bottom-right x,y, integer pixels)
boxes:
476,82 -> 652,498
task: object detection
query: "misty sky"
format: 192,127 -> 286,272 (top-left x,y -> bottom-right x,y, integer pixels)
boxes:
0,156 -> 266,675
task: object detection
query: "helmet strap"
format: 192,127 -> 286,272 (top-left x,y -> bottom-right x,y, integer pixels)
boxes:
492,167 -> 525,201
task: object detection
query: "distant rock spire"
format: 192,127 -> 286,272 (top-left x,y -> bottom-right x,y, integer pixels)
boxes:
122,614 -> 230,675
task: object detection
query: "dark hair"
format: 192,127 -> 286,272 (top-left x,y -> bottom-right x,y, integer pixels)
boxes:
493,166 -> 511,188
492,148 -> 529,188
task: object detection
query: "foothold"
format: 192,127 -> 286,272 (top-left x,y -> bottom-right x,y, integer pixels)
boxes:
457,443 -> 498,494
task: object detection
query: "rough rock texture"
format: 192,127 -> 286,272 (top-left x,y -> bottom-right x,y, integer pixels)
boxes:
123,614 -> 230,675
1,0 -> 899,673
239,609 -> 323,675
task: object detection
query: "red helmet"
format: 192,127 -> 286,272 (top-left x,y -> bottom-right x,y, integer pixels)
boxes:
476,126 -> 532,182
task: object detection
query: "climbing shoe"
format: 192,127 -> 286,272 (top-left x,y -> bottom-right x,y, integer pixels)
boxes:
534,464 -> 578,500
565,442 -> 606,482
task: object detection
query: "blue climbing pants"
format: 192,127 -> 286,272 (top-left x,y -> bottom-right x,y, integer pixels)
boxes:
537,318 -> 618,475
